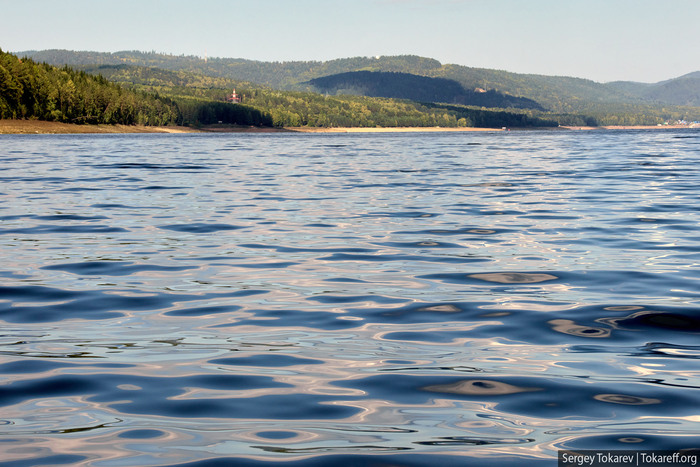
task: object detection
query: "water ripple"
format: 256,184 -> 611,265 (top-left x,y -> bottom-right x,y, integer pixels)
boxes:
2,130 -> 700,465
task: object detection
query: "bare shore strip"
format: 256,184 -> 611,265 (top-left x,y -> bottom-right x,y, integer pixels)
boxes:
0,119 -> 694,135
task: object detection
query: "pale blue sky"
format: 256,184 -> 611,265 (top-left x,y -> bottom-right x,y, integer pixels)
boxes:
2,0 -> 698,83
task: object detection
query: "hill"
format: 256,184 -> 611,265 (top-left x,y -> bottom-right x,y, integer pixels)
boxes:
307,71 -> 545,110
608,72 -> 700,107
72,64 -> 557,129
12,49 -> 700,127
0,49 -> 179,125
19,49 -> 700,115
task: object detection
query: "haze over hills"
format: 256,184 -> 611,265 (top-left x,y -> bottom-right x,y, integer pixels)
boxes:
17,49 -> 700,113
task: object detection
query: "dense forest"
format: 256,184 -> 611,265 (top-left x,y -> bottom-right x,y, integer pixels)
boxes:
0,49 -> 179,125
6,48 -> 700,129
22,49 -> 700,114
80,63 -> 557,128
307,71 -> 545,110
1,50 -> 556,129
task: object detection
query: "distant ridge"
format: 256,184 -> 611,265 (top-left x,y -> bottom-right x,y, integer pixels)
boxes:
307,71 -> 545,110
15,49 -> 700,120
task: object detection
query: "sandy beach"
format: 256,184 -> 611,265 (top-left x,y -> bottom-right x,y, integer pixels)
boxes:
0,119 -> 195,134
0,120 -> 504,134
1,119 -> 696,135
290,126 -> 505,133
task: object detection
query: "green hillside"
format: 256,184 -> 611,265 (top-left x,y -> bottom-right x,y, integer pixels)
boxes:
307,71 -> 545,110
12,49 -> 700,127
608,72 -> 700,107
78,64 -> 557,129
0,49 -> 179,125
1,50 -> 556,129
19,49 -> 700,125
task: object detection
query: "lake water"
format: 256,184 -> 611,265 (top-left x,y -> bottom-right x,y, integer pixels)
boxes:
1,130 -> 700,466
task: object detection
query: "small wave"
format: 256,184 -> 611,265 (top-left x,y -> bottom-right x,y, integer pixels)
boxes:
158,223 -> 246,233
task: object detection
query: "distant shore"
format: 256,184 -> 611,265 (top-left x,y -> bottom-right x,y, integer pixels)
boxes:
561,124 -> 697,131
0,119 -> 696,135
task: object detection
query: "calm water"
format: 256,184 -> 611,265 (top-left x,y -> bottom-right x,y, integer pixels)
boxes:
1,130 -> 700,466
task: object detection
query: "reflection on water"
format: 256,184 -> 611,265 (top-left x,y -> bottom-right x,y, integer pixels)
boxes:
1,130 -> 700,465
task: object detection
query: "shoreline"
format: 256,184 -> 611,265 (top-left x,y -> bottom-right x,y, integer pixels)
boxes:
1,119 -> 696,135
289,126 -> 505,133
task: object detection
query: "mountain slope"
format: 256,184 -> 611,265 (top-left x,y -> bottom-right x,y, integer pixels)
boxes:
307,71 -> 545,110
16,49 -> 700,123
606,72 -> 700,107
0,49 -> 179,125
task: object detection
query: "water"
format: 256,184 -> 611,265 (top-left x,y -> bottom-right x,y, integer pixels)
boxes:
1,130 -> 700,466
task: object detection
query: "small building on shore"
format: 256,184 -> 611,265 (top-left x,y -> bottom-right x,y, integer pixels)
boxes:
227,89 -> 241,104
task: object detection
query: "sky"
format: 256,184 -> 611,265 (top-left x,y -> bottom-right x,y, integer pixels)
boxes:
2,0 -> 698,83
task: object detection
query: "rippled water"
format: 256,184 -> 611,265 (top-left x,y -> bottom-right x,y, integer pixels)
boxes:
2,130 -> 700,466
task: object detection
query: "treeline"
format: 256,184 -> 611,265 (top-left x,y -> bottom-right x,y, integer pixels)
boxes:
175,97 -> 272,127
0,49 -> 179,125
243,90 -> 557,128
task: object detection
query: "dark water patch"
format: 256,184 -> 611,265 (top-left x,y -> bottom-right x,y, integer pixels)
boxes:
0,454 -> 88,467
414,436 -> 535,446
0,214 -> 109,221
365,211 -> 440,218
117,429 -> 165,439
307,294 -> 409,305
41,261 -> 197,276
0,360 -> 78,374
519,213 -> 579,220
420,271 -> 560,285
175,453 -> 493,467
255,430 -> 298,439
637,342 -> 700,359
394,226 -> 512,236
334,374 -> 699,419
210,354 -> 324,367
323,277 -> 370,283
381,330 -> 470,344
212,309 -> 362,330
91,162 -> 214,171
139,185 -> 188,190
373,240 -> 463,249
110,391 -> 357,420
1,373 -> 318,419
0,285 -> 268,323
90,203 -> 167,210
420,269 -> 700,297
614,310 -> 700,332
319,252 -> 490,264
165,305 -> 242,317
557,434 -> 700,451
233,261 -> 300,269
0,224 -> 128,234
239,243 -> 376,253
346,301 -> 489,324
58,187 -> 103,192
159,223 -> 245,233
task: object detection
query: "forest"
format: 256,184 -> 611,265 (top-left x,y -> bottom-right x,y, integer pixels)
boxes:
82,64 -> 557,128
0,49 -> 179,125
5,48 -> 700,129
24,50 -> 700,112
307,71 -> 545,110
1,51 -> 557,129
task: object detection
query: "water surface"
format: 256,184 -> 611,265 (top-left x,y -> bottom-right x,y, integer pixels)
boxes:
1,130 -> 700,466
